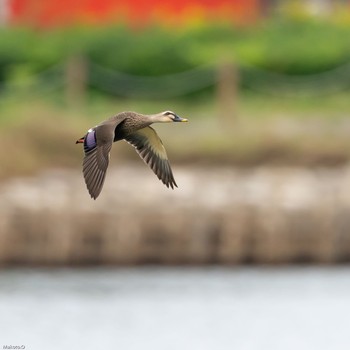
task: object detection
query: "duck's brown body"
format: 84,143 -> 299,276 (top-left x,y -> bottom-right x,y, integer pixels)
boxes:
76,110 -> 187,199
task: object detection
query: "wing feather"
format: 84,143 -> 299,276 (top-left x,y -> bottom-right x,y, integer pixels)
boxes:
82,140 -> 112,200
79,116 -> 126,199
125,126 -> 177,189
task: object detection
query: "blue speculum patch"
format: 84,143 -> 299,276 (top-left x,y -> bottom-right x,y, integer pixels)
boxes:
84,130 -> 97,151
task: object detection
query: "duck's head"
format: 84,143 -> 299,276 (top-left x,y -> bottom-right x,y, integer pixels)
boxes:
154,111 -> 188,123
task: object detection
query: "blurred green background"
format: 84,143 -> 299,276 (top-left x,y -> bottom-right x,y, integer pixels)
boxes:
2,1 -> 350,178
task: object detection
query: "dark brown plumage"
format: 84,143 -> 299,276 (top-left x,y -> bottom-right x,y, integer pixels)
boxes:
76,110 -> 188,199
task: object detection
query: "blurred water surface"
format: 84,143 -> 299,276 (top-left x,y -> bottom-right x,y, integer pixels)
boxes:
0,267 -> 350,350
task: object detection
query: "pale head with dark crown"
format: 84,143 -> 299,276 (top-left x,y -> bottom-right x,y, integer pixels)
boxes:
156,110 -> 188,123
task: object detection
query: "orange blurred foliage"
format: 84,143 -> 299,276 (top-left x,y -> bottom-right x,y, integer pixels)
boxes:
10,0 -> 260,28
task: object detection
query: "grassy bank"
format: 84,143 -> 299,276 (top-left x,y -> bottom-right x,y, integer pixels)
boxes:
1,88 -> 350,179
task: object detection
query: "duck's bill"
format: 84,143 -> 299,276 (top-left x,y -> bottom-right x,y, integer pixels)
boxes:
174,115 -> 188,122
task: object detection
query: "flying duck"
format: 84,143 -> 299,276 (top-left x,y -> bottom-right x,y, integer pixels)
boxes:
76,110 -> 188,199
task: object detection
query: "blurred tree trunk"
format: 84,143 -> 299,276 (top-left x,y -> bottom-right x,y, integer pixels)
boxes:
216,60 -> 239,126
65,55 -> 88,108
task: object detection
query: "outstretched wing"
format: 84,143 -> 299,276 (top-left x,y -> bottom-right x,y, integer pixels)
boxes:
125,126 -> 177,189
82,128 -> 113,199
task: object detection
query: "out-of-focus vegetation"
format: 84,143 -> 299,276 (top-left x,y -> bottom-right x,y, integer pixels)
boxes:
1,18 -> 350,81
1,17 -> 350,179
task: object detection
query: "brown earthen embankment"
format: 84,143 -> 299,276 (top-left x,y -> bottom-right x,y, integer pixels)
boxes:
1,165 -> 350,265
